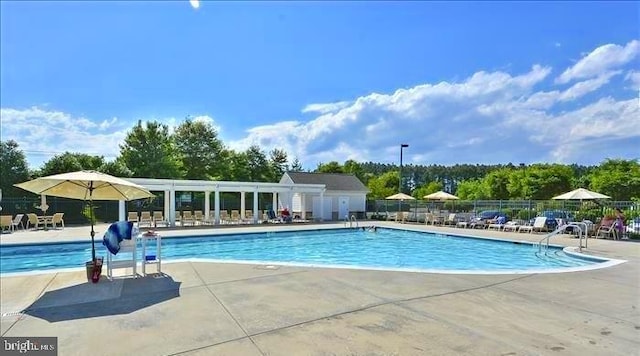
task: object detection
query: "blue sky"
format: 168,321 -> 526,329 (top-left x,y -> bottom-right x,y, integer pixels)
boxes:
1,1 -> 638,170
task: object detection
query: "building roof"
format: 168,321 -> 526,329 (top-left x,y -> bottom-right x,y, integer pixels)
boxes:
285,172 -> 368,192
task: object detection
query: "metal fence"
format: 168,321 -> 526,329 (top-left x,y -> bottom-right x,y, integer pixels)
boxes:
367,199 -> 640,222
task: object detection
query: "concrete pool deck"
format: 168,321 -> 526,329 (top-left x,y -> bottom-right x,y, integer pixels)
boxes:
1,222 -> 639,355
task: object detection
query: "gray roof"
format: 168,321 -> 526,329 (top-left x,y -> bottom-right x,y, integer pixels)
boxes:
285,172 -> 368,192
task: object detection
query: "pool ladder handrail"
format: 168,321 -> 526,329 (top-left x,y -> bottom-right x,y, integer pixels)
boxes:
344,214 -> 359,229
538,223 -> 586,254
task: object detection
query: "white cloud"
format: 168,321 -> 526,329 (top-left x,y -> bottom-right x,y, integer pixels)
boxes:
302,101 -> 352,114
558,71 -> 621,101
625,70 -> 640,90
556,40 -> 639,84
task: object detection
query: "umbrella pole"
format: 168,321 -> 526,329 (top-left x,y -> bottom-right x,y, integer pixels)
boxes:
89,182 -> 95,262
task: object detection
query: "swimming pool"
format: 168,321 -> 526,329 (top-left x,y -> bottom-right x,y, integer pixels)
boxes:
0,228 -> 612,274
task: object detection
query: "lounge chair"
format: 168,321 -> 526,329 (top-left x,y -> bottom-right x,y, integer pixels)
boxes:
243,210 -> 254,224
127,212 -> 139,224
596,223 -> 617,240
181,211 -> 195,226
1,215 -> 12,233
49,212 -> 65,229
488,216 -> 507,231
26,213 -> 40,230
230,210 -> 240,224
152,211 -> 168,227
444,213 -> 457,226
139,211 -> 153,227
219,210 -> 229,224
266,210 -> 283,223
502,220 -> 522,232
518,217 -> 546,233
11,214 -> 25,231
194,210 -> 205,225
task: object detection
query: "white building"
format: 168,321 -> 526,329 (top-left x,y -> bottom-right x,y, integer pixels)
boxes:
279,172 -> 369,221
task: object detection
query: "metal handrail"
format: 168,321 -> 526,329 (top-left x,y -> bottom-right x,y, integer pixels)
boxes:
350,215 -> 359,229
538,223 -> 584,253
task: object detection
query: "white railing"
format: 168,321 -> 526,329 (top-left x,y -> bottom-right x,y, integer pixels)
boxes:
344,214 -> 359,229
538,223 -> 585,253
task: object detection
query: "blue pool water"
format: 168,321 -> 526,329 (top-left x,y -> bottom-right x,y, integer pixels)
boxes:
0,228 -> 602,274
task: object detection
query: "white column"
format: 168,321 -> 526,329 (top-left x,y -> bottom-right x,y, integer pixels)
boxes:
253,189 -> 259,224
272,193 -> 278,213
319,189 -> 325,221
240,192 -> 246,219
118,200 -> 125,221
288,188 -> 294,212
214,189 -> 220,225
300,193 -> 306,219
169,188 -> 176,227
204,191 -> 210,220
164,190 -> 171,223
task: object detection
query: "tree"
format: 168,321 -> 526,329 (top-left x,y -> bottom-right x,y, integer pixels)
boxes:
343,159 -> 365,182
268,148 -> 288,181
0,140 -> 30,197
456,179 -> 489,200
483,168 -> 511,199
412,181 -> 443,199
99,160 -> 133,178
588,159 -> 640,200
39,152 -> 105,177
174,118 -> 225,180
367,171 -> 399,199
119,121 -> 182,179
525,164 -> 573,199
289,157 -> 304,172
245,145 -> 271,182
227,151 -> 251,181
316,161 -> 343,173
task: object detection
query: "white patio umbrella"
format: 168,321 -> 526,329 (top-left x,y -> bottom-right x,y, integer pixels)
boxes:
14,170 -> 155,262
552,188 -> 611,200
423,191 -> 459,200
386,193 -> 416,201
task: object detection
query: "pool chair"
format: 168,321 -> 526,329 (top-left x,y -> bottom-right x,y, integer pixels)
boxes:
519,217 -> 546,233
10,214 -> 25,231
127,211 -> 139,224
0,215 -> 12,233
596,223 -> 617,240
152,211 -> 168,227
230,210 -> 241,224
266,210 -> 283,223
139,211 -> 153,227
488,216 -> 507,231
243,210 -> 254,224
26,213 -> 40,230
193,210 -> 205,225
502,221 -> 521,232
49,212 -> 65,229
219,210 -> 229,224
444,213 -> 457,226
182,211 -> 195,226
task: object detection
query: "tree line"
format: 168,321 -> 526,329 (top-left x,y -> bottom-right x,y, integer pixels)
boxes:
1,118 -> 639,201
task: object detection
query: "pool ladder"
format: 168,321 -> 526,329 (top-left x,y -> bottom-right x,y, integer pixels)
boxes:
538,222 -> 588,254
344,214 -> 359,229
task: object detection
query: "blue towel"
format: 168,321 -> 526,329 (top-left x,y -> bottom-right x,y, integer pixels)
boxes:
102,221 -> 136,255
